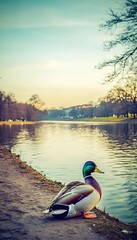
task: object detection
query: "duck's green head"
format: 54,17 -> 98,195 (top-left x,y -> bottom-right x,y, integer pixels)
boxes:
82,161 -> 104,178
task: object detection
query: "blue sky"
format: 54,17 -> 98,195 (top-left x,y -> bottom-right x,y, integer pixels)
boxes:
0,0 -> 120,108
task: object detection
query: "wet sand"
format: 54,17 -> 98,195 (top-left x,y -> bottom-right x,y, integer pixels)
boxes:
0,146 -> 136,240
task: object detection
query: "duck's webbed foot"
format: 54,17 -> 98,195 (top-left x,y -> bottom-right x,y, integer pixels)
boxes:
81,212 -> 97,219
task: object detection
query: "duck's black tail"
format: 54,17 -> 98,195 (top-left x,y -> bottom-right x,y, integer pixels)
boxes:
50,204 -> 69,218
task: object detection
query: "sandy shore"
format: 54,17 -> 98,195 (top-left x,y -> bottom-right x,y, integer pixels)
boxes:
0,121 -> 36,125
0,146 -> 136,240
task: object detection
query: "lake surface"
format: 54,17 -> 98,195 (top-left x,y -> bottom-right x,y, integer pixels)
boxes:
0,121 -> 137,223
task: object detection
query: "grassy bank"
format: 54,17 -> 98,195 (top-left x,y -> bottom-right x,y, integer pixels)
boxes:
81,116 -> 135,122
72,116 -> 128,122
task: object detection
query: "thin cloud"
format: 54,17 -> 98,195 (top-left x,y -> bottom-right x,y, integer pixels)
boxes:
0,4 -> 93,29
2,59 -> 94,73
0,19 -> 93,29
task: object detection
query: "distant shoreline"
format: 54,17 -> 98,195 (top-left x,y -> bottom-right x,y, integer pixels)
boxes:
0,117 -> 137,125
45,117 -> 137,123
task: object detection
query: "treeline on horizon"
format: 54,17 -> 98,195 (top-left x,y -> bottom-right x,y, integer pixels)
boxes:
0,78 -> 137,121
0,92 -> 47,121
49,79 -> 137,119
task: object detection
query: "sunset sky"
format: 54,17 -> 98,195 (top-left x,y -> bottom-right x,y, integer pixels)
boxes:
0,0 -> 120,108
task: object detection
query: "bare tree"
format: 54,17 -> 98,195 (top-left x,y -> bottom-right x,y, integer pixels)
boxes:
0,91 -> 5,121
0,91 -> 47,121
28,94 -> 45,110
98,0 -> 137,82
106,78 -> 137,117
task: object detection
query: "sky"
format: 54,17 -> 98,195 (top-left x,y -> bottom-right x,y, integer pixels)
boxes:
0,0 -> 120,109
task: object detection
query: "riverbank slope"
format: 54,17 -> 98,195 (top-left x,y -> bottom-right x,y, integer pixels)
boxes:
0,146 -> 136,240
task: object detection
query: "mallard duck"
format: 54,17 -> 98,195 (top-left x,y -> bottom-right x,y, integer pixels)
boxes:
44,161 -> 104,219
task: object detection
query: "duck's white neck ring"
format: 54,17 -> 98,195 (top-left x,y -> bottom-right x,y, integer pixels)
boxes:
84,175 -> 92,179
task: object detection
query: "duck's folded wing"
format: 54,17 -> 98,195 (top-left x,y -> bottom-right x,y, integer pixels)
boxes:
51,181 -> 94,206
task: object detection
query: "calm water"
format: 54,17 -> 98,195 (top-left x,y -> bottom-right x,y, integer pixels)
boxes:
0,121 -> 137,223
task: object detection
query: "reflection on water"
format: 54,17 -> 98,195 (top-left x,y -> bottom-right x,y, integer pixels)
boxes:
0,121 -> 137,223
